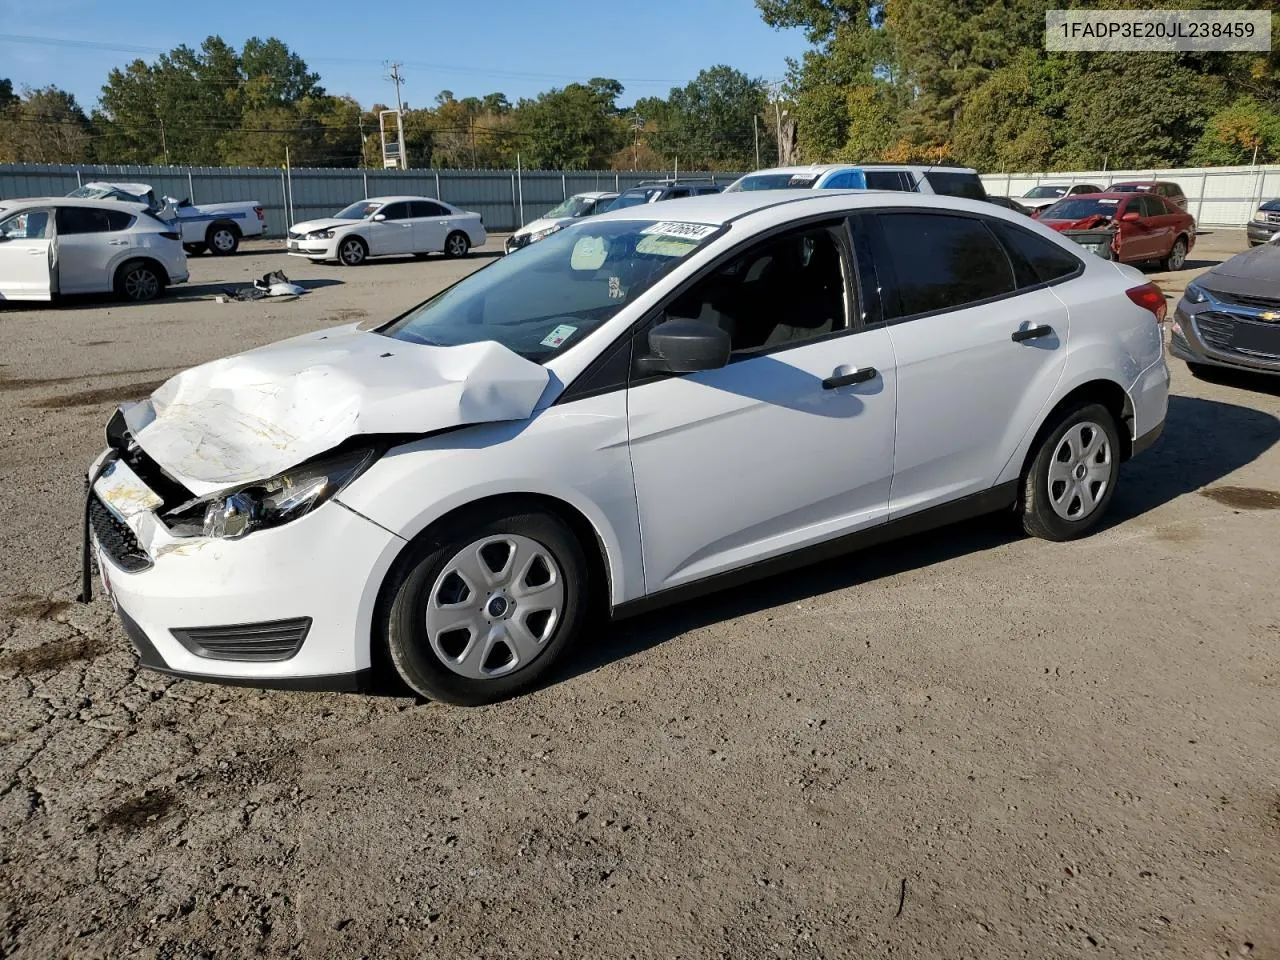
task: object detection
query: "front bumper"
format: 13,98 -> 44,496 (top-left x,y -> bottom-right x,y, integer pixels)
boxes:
285,236 -> 335,259
1246,220 -> 1279,246
1170,299 -> 1280,376
87,452 -> 406,689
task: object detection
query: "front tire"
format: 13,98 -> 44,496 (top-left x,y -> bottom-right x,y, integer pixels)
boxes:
384,504 -> 589,706
1020,402 -> 1121,541
206,223 -> 240,256
114,260 -> 165,302
338,236 -> 368,266
1161,236 -> 1187,271
444,231 -> 470,258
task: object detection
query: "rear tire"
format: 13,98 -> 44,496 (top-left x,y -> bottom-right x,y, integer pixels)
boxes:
114,260 -> 165,302
444,231 -> 470,258
383,504 -> 589,706
1160,236 -> 1187,271
206,223 -> 240,256
1020,402 -> 1121,541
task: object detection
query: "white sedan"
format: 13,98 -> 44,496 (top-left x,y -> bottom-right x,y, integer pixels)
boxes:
0,197 -> 188,302
287,196 -> 486,265
83,190 -> 1168,705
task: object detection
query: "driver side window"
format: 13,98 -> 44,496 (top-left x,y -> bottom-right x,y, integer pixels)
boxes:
380,202 -> 411,220
661,222 -> 851,356
0,209 -> 50,240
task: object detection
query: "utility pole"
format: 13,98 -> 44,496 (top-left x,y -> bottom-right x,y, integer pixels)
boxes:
386,62 -> 408,170
632,113 -> 643,171
753,114 -> 760,169
158,119 -> 170,165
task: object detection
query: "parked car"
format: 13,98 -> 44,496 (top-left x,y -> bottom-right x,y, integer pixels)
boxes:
986,195 -> 1033,215
83,190 -> 1168,705
1171,243 -> 1280,378
505,191 -> 617,254
1019,183 -> 1104,215
286,196 -> 486,266
1108,181 -> 1188,211
1037,192 -> 1195,269
69,182 -> 266,256
724,164 -> 987,200
0,197 -> 187,302
1245,199 -> 1280,246
606,180 -> 724,210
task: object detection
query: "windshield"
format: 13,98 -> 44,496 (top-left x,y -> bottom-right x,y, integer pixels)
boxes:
542,196 -> 599,219
1041,197 -> 1122,220
727,173 -> 818,193
1023,186 -> 1068,199
382,218 -> 720,362
333,201 -> 382,220
609,188 -> 663,210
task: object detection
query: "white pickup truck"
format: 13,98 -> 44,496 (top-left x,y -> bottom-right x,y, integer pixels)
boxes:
66,182 -> 267,256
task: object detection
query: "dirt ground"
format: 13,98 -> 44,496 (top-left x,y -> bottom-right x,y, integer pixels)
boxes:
1,230 -> 1278,960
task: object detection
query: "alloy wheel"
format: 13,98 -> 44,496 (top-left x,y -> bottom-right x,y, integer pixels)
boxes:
1047,421 -> 1112,521
424,534 -> 564,679
447,234 -> 468,256
211,229 -> 236,253
123,268 -> 159,301
340,239 -> 365,265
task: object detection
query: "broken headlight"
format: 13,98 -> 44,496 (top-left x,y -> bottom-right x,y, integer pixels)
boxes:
164,446 -> 380,540
528,223 -> 564,243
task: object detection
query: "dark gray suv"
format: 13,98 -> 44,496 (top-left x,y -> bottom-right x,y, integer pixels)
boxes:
607,180 -> 725,211
1171,243 -> 1280,378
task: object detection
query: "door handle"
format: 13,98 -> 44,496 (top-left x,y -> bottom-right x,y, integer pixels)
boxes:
27,248 -> 45,254
1011,324 -> 1054,343
822,365 -> 878,389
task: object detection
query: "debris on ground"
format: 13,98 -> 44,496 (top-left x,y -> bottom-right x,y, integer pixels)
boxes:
217,271 -> 307,302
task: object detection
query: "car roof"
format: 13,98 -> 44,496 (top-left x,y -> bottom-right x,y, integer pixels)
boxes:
82,181 -> 154,193
588,187 -> 1020,228
1,197 -> 150,210
740,163 -> 979,176
362,196 -> 450,204
574,191 -> 617,199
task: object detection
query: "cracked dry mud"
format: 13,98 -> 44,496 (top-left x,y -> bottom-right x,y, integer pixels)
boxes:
2,235 -> 1279,959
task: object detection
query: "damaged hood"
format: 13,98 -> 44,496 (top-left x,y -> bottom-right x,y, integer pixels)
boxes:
123,326 -> 553,497
289,217 -> 360,234
512,216 -> 567,239
1043,215 -> 1114,231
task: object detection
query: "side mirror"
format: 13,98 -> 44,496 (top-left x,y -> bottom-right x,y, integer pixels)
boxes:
640,318 -> 731,374
372,213 -> 387,222
1120,211 -> 1141,222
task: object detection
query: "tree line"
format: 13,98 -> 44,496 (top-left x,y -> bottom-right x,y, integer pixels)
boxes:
758,0 -> 1280,170
4,5 -> 1278,174
0,37 -> 777,171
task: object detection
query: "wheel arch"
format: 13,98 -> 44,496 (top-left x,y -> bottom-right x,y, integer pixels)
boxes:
205,218 -> 241,240
114,255 -> 171,286
1015,379 -> 1134,487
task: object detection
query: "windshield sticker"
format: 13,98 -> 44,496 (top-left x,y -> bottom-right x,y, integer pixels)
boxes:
1098,199 -> 1119,205
540,324 -> 578,348
640,221 -> 718,241
636,235 -> 699,257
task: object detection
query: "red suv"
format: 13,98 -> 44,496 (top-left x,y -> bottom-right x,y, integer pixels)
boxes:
1038,192 -> 1195,270
1108,180 -> 1187,211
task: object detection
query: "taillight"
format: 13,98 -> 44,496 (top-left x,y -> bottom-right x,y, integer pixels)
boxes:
1126,282 -> 1167,322
254,205 -> 265,221
159,231 -> 181,241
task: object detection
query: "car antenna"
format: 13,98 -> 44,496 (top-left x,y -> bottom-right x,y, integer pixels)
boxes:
909,156 -> 941,193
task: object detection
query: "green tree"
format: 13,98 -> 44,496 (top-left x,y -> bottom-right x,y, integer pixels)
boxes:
240,36 -> 322,107
1191,96 -> 1280,165
0,78 -> 16,109
649,66 -> 771,169
515,81 -> 626,169
0,85 -> 93,163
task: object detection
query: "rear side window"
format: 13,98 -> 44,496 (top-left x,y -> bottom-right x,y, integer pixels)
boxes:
823,169 -> 866,190
410,201 -> 447,217
865,171 -> 910,191
988,220 -> 1081,287
664,189 -> 691,200
104,209 -> 135,231
925,171 -> 987,200
878,212 -> 1015,318
56,207 -> 117,234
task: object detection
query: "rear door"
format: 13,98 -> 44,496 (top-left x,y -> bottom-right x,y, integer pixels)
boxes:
869,210 -> 1073,516
410,200 -> 449,252
55,206 -> 131,294
0,207 -> 54,300
370,201 -> 414,255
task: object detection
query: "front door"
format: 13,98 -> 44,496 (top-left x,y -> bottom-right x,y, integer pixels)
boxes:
870,211 -> 1072,517
0,207 -> 53,300
627,220 -> 898,593
370,201 -> 415,256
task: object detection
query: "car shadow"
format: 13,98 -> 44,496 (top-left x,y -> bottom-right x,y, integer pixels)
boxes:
544,392 -> 1279,689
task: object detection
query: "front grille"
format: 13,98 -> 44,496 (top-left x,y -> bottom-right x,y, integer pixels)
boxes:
171,618 -> 312,662
1203,288 -> 1280,310
89,493 -> 152,572
1195,312 -> 1280,361
1264,211 -> 1280,225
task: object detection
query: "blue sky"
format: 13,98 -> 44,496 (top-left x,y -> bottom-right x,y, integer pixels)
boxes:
0,0 -> 809,111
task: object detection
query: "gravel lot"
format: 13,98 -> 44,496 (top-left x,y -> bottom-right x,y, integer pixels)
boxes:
1,230 -> 1278,959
